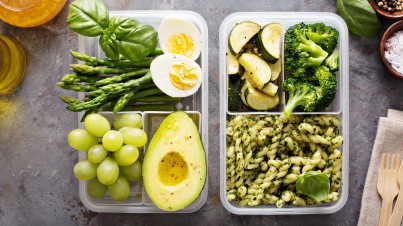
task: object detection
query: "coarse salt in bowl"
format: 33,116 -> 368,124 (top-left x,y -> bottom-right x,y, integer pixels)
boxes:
385,31 -> 403,74
380,20 -> 403,79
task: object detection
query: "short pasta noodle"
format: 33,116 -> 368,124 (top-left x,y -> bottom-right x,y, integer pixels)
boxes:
225,114 -> 343,208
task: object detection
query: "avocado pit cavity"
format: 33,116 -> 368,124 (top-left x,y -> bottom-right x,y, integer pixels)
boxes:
158,151 -> 188,186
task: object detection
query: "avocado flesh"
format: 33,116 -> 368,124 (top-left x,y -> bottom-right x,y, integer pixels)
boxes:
143,111 -> 206,211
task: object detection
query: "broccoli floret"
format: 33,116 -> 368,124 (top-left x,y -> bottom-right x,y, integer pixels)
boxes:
283,77 -> 317,118
283,66 -> 337,117
311,66 -> 337,111
306,23 -> 339,53
324,48 -> 339,72
284,23 -> 329,76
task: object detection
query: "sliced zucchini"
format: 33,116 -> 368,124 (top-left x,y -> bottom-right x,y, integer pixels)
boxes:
228,75 -> 241,111
245,86 -> 279,111
257,23 -> 282,63
229,21 -> 261,55
241,71 -> 258,88
227,50 -> 239,75
268,57 -> 281,81
240,81 -> 250,107
261,82 -> 278,97
238,53 -> 271,90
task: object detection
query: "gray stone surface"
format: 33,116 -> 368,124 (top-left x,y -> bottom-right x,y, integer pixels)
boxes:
0,0 -> 399,225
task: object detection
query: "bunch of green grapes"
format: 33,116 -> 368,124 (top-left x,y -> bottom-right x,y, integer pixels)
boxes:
67,113 -> 147,201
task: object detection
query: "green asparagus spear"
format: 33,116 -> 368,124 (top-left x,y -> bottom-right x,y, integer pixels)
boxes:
96,69 -> 150,86
89,81 -> 155,97
134,95 -> 180,102
57,82 -> 98,92
147,48 -> 164,57
60,96 -> 82,105
132,87 -> 163,98
114,88 -> 177,112
122,104 -> 175,111
70,50 -> 154,68
61,74 -> 104,84
70,64 -> 135,75
67,73 -> 152,112
113,90 -> 135,113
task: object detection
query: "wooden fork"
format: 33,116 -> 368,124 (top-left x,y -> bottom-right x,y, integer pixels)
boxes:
377,154 -> 400,226
389,157 -> 403,226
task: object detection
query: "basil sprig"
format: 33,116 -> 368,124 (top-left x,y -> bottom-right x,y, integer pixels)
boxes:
296,171 -> 330,202
67,0 -> 158,62
337,0 -> 381,37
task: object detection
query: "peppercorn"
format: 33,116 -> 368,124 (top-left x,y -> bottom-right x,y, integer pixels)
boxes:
378,0 -> 402,12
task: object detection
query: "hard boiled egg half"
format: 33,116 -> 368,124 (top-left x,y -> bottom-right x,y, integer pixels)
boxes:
150,54 -> 202,98
158,17 -> 202,61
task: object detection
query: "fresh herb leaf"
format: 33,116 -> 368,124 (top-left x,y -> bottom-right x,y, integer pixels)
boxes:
296,171 -> 330,202
67,0 -> 158,62
105,16 -> 158,62
99,31 -> 120,60
336,0 -> 381,37
67,0 -> 109,37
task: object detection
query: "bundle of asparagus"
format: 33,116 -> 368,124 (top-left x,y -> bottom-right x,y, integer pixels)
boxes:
58,50 -> 180,118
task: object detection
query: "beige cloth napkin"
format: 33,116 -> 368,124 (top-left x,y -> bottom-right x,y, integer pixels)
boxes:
358,109 -> 403,226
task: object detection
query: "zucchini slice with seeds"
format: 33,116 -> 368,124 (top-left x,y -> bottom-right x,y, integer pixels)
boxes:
257,23 -> 282,63
229,21 -> 261,55
245,86 -> 279,111
238,53 -> 271,90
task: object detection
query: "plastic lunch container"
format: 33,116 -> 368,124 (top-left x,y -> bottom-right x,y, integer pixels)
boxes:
76,11 -> 209,213
219,12 -> 349,214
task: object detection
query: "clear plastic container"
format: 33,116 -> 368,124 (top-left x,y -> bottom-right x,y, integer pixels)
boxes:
219,12 -> 349,215
76,10 -> 209,213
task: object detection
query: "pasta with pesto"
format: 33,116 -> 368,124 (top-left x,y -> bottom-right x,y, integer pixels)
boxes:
225,114 -> 343,208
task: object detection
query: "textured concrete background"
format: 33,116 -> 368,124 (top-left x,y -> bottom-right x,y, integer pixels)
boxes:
0,0 -> 400,225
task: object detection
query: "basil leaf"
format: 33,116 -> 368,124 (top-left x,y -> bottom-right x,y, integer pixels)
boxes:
296,171 -> 330,202
67,0 -> 109,37
99,32 -> 120,60
107,16 -> 158,62
337,0 -> 381,37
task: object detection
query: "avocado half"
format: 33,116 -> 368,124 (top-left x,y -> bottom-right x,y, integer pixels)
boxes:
142,111 -> 206,211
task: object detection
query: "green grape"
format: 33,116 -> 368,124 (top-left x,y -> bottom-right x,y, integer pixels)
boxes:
120,161 -> 142,181
73,160 -> 98,180
119,127 -> 147,147
97,157 -> 119,185
102,130 -> 123,152
108,175 -> 130,201
113,113 -> 142,130
68,129 -> 98,152
114,145 -> 139,166
87,144 -> 107,164
84,114 -> 111,137
87,178 -> 107,199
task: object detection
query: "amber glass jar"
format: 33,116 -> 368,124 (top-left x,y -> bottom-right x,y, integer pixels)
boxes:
0,0 -> 67,27
0,35 -> 26,94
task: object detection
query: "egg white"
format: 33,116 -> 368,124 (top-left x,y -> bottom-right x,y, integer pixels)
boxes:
158,17 -> 202,61
150,54 -> 202,98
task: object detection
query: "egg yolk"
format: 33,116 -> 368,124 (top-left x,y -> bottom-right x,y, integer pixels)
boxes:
169,63 -> 198,90
166,34 -> 195,58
